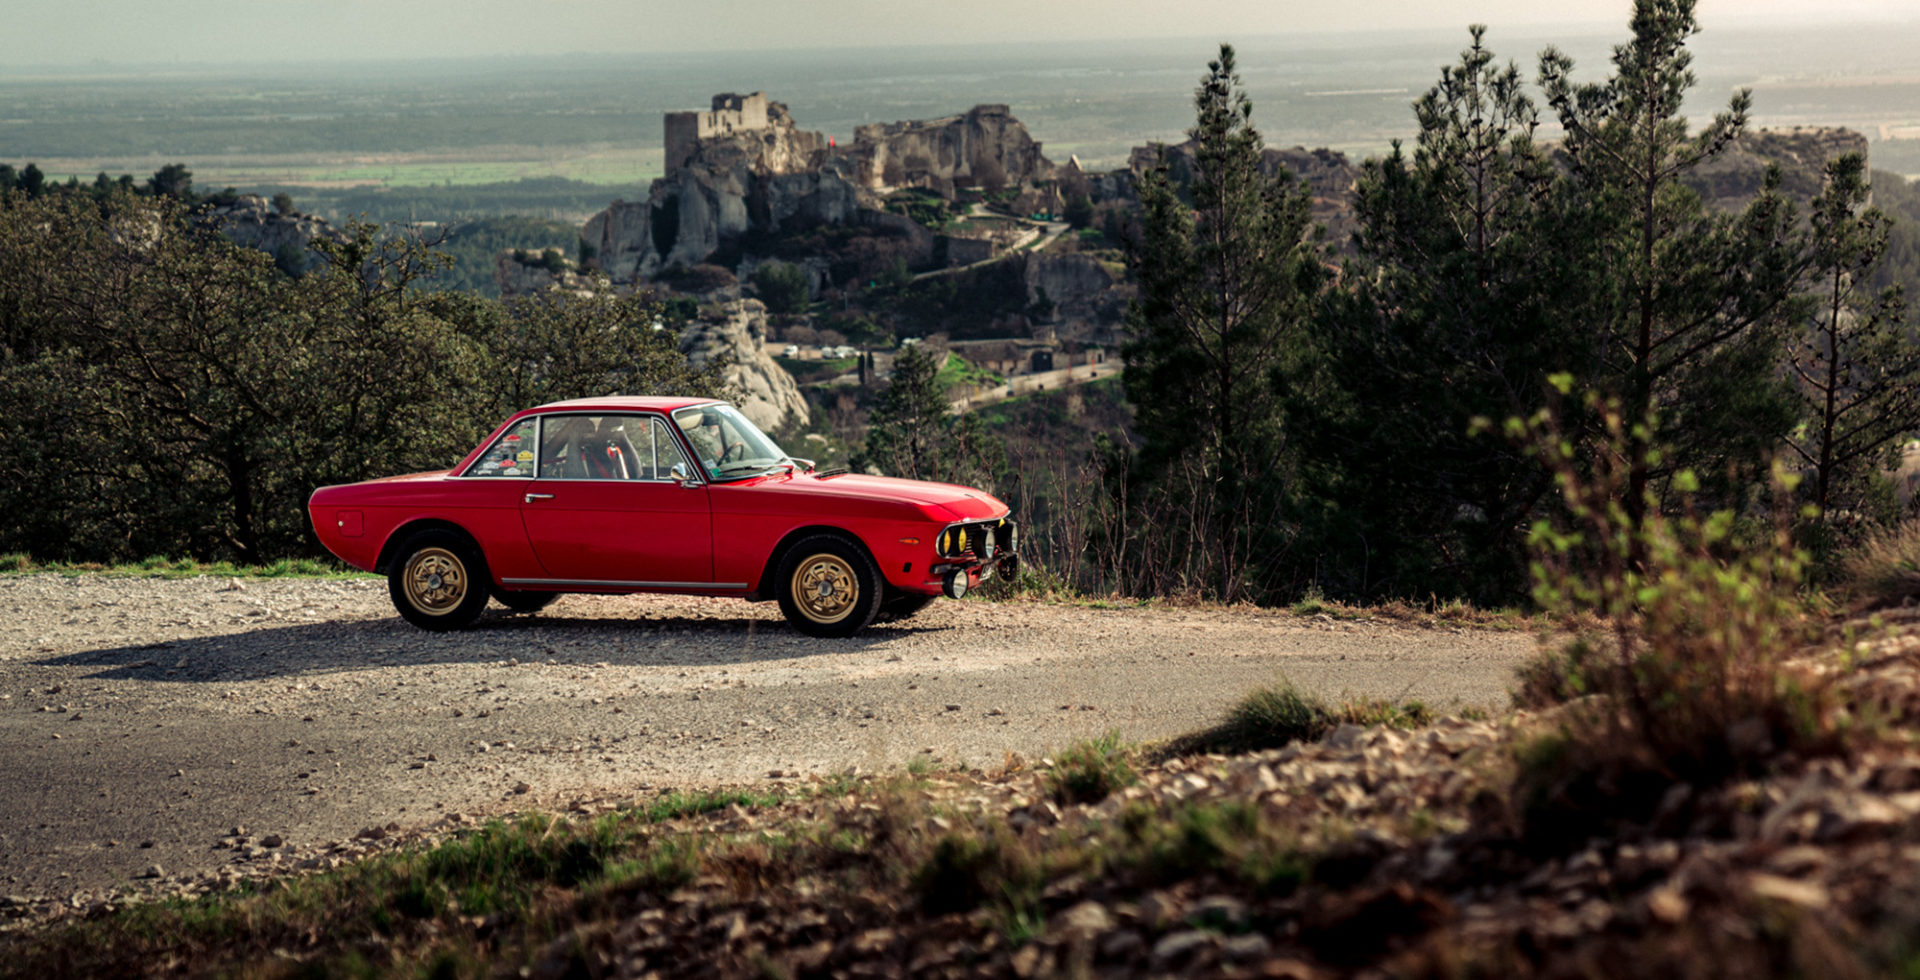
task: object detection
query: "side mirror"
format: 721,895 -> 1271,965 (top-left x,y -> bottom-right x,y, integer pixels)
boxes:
671,462 -> 699,487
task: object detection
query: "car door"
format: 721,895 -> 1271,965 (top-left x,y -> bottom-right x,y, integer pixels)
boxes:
516,414 -> 719,588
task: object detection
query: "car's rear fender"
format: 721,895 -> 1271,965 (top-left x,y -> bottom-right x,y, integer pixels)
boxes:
376,518 -> 487,578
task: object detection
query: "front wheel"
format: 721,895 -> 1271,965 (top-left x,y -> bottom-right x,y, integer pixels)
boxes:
387,530 -> 491,631
776,534 -> 884,638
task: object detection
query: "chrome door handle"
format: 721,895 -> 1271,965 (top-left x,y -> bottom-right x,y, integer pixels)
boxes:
524,493 -> 554,502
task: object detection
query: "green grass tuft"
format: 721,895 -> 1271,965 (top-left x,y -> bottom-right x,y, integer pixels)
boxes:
1045,731 -> 1137,805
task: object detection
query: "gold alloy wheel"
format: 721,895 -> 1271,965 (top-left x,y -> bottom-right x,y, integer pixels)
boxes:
790,553 -> 858,624
402,547 -> 467,616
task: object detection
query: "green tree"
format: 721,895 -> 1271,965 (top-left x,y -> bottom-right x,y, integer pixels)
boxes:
1296,26 -> 1585,602
146,163 -> 193,200
751,261 -> 811,315
1540,0 -> 1808,527
857,345 -> 1000,489
1785,152 -> 1918,525
18,163 -> 45,198
1122,44 -> 1324,601
0,195 -> 719,564
1063,193 -> 1095,230
271,192 -> 295,216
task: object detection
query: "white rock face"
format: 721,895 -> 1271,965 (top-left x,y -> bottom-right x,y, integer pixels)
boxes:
678,299 -> 809,433
201,194 -> 343,273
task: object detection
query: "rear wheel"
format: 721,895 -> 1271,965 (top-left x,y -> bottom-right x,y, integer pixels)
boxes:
387,530 -> 490,631
493,589 -> 559,614
877,590 -> 937,623
776,534 -> 884,638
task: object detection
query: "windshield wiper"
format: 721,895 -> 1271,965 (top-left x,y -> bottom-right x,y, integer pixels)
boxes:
713,460 -> 787,477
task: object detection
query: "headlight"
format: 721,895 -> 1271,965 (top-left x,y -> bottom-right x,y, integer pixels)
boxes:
978,526 -> 997,560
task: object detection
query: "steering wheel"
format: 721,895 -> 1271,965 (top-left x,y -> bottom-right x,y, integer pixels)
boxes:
719,443 -> 747,464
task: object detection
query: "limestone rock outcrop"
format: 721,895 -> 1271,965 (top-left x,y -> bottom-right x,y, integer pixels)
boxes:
1687,128 -> 1872,211
1126,141 -> 1360,243
584,95 -> 863,284
201,194 -> 342,273
1023,253 -> 1130,336
582,95 -> 1056,290
678,299 -> 809,433
849,104 -> 1052,196
494,250 -> 600,297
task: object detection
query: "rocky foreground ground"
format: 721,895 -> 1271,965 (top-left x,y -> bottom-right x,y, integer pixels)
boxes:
2,610 -> 1919,976
0,574 -> 1529,912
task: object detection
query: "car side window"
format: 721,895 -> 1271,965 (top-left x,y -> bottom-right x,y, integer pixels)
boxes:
462,419 -> 537,478
649,419 -> 693,482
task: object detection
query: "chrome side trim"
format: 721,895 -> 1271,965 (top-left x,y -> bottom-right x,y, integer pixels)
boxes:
503,577 -> 748,590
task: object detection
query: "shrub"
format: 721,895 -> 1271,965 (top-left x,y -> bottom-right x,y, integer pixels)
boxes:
1842,517 -> 1920,611
751,260 -> 810,315
1045,731 -> 1136,804
1503,388 -> 1843,847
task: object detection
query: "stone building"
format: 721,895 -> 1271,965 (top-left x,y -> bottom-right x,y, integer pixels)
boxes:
664,92 -> 772,177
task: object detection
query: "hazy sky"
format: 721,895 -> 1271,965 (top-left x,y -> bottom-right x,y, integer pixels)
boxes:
5,0 -> 1914,67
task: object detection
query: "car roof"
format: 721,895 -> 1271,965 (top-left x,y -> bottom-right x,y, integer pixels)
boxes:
523,395 -> 723,415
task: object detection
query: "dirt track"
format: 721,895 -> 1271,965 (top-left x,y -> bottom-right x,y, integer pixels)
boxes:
0,574 -> 1537,897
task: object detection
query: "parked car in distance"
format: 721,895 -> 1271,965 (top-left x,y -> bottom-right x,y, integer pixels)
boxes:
308,396 -> 1017,637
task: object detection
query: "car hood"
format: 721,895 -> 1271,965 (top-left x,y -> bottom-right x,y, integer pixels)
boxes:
772,472 -> 1007,520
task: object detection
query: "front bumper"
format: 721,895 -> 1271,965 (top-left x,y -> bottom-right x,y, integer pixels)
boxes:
927,517 -> 1018,597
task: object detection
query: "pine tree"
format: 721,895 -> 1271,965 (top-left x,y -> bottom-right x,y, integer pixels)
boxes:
1540,0 -> 1807,526
1122,44 -> 1323,601
858,346 -> 1001,489
1786,152 -> 1918,523
1296,26 -> 1582,601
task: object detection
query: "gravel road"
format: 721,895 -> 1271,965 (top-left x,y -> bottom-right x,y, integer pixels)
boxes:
0,574 -> 1537,897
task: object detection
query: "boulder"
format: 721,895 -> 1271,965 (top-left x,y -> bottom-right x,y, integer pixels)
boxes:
678,299 -> 809,433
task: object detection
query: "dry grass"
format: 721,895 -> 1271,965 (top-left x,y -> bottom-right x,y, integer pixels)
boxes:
1843,518 -> 1920,612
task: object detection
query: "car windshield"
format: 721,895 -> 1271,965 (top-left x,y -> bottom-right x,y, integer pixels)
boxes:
671,403 -> 792,481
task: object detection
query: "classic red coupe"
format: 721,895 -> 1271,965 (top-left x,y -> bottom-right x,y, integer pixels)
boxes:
308,396 -> 1016,637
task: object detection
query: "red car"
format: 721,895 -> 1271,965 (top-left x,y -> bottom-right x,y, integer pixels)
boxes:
308,397 -> 1017,637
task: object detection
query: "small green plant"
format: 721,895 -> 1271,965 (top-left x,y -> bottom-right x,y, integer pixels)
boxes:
1045,731 -> 1137,805
1503,386 -> 1843,847
1290,583 -> 1328,616
1217,679 -> 1333,750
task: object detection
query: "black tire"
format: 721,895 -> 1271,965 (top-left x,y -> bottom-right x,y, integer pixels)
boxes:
387,529 -> 491,631
877,590 -> 937,623
493,589 -> 559,614
775,533 -> 885,638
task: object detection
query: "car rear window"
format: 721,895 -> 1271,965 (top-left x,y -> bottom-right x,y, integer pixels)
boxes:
462,419 -> 537,477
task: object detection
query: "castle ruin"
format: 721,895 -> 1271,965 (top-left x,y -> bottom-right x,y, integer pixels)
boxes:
664,92 -> 772,176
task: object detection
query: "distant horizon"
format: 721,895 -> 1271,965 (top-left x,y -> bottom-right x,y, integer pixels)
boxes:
3,3 -> 1910,74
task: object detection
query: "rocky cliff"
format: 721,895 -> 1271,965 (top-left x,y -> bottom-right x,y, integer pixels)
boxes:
582,96 -> 1056,291
678,299 -> 809,433
1126,142 -> 1360,243
1686,127 -> 1872,212
583,97 -> 867,284
201,194 -> 342,273
1023,253 -> 1131,337
849,104 -> 1052,196
494,250 -> 600,297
